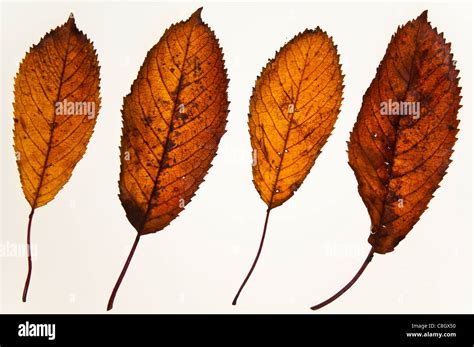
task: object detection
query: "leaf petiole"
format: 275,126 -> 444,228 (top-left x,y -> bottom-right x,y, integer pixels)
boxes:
310,247 -> 375,310
107,234 -> 141,311
232,208 -> 272,305
22,208 -> 35,302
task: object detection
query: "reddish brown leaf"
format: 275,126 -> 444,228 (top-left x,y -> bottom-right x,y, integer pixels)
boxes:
349,10 -> 461,254
311,10 -> 461,310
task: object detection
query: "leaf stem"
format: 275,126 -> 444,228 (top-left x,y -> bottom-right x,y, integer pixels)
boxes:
22,208 -> 35,302
107,234 -> 141,311
310,247 -> 375,310
232,208 -> 271,305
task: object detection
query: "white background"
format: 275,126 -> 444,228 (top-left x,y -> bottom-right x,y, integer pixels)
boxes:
0,1 -> 472,313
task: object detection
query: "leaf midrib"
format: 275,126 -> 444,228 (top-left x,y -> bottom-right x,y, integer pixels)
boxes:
137,21 -> 197,234
31,26 -> 73,209
375,19 -> 424,231
267,40 -> 312,209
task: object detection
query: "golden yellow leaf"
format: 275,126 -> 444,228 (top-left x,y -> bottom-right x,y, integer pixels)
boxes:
233,28 -> 344,305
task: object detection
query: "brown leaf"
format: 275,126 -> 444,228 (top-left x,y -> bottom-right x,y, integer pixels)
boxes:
108,8 -> 229,310
311,10 -> 461,311
13,13 -> 101,302
348,10 -> 461,254
233,28 -> 344,304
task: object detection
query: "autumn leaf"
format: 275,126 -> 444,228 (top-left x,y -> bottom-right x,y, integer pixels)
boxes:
107,8 -> 229,311
13,13 -> 101,302
232,28 -> 344,305
311,10 -> 461,310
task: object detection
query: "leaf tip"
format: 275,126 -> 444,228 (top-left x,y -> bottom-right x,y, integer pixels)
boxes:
66,12 -> 78,30
190,7 -> 204,21
418,10 -> 428,21
68,12 -> 75,23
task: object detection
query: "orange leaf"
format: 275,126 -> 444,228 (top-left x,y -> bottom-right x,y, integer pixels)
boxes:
233,28 -> 344,304
13,13 -> 101,302
107,8 -> 229,310
311,10 -> 461,310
